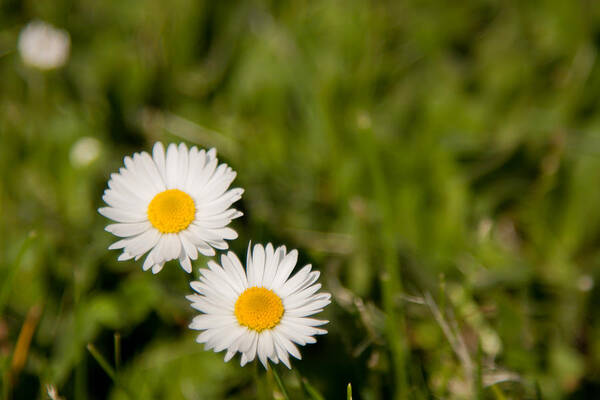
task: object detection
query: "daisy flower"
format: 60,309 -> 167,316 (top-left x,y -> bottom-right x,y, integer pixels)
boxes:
99,142 -> 243,274
18,20 -> 70,70
187,243 -> 331,369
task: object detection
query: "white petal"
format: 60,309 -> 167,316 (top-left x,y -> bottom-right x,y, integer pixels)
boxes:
139,151 -> 166,191
224,349 -> 236,362
251,243 -> 265,287
184,146 -> 202,189
143,235 -> 167,270
270,249 -> 298,290
151,262 -> 164,274
133,153 -> 163,193
105,222 -> 151,237
195,189 -> 244,217
273,328 -> 302,360
277,265 -> 312,297
178,231 -> 198,260
191,280 -> 237,305
165,143 -> 179,189
285,292 -> 331,311
152,142 -> 167,182
241,331 -> 259,366
219,254 -> 246,294
117,252 -> 133,261
179,255 -> 192,273
284,283 -> 323,306
240,328 -> 257,354
261,243 -> 278,289
189,296 -> 233,314
272,331 -> 292,368
122,228 -> 161,258
257,333 -> 271,369
163,233 -> 182,261
99,207 -> 146,223
188,156 -> 218,197
214,326 -> 246,353
226,251 -> 248,289
189,315 -> 237,330
203,262 -> 241,297
176,143 -> 189,189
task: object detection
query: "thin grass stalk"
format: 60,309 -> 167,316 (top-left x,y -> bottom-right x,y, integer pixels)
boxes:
424,292 -> 474,389
294,369 -> 325,400
491,384 -> 508,400
87,343 -> 134,399
75,355 -> 86,400
114,333 -> 121,372
87,344 -> 116,381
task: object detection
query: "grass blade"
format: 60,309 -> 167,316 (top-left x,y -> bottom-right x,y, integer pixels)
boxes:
491,384 -> 507,400
86,343 -> 115,381
0,231 -> 37,316
535,381 -> 543,400
295,369 -> 325,400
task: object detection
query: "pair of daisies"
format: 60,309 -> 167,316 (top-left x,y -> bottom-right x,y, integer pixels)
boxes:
99,142 -> 330,369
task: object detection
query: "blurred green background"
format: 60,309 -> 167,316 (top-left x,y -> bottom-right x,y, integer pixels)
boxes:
2,0 -> 600,399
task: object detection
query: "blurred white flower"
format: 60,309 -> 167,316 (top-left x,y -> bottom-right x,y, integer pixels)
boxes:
70,137 -> 101,167
577,275 -> 594,292
46,384 -> 63,400
188,243 -> 331,369
18,20 -> 70,70
99,142 -> 243,274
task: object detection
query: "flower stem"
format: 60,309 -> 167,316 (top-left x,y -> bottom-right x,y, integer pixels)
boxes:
270,364 -> 290,400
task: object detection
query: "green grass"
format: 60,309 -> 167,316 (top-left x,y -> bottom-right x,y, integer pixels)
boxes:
2,0 -> 600,398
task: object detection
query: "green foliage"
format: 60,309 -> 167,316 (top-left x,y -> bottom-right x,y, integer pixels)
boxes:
2,0 -> 600,398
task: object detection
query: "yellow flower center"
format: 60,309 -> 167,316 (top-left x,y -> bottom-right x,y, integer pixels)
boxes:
147,189 -> 196,233
234,287 -> 284,332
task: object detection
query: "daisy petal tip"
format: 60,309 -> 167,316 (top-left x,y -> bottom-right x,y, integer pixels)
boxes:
198,247 -> 216,257
180,258 -> 192,273
185,294 -> 197,302
117,253 -> 132,261
151,263 -> 164,274
108,241 -> 124,250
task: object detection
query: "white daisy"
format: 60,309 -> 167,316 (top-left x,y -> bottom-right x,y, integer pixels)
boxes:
187,243 -> 331,369
99,142 -> 244,274
18,20 -> 70,70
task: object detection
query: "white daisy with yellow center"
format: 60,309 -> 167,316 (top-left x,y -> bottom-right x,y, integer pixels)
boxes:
187,243 -> 331,368
99,142 -> 243,274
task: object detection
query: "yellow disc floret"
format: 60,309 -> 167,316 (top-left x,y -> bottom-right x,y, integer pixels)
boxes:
235,287 -> 284,332
147,189 -> 196,233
